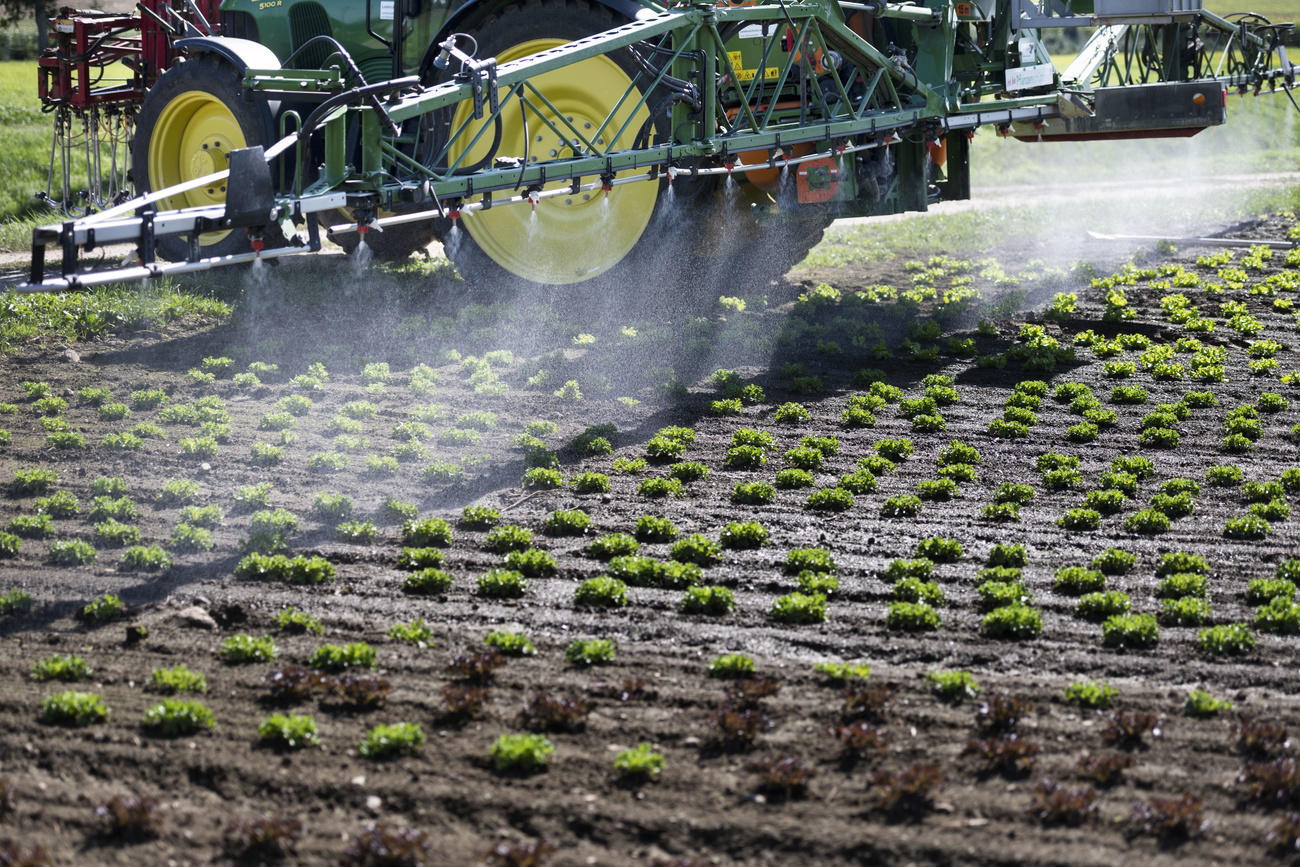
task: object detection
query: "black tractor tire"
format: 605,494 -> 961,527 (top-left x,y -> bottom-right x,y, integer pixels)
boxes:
130,55 -> 279,262
434,0 -> 666,289
433,1 -> 831,299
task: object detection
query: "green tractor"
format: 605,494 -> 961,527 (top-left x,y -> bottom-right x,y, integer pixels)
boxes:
29,1 -> 1294,293
128,0 -> 810,287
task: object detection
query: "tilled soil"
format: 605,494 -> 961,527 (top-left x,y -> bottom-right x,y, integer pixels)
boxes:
2,217 -> 1300,865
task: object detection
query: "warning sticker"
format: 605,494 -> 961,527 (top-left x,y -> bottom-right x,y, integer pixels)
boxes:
727,52 -> 779,82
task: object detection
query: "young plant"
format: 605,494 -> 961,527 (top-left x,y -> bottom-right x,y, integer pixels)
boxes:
1101,613 -> 1159,649
490,733 -> 555,774
771,592 -> 828,624
1129,794 -> 1206,840
565,638 -> 615,666
1075,591 -> 1131,622
719,521 -> 767,550
40,690 -> 108,726
638,476 -> 683,498
460,505 -> 500,530
981,604 -> 1042,640
1185,688 -> 1232,717
1028,780 -> 1099,827
633,515 -> 677,543
873,764 -> 943,816
220,634 -> 278,664
708,653 -> 756,678
309,642 -> 377,672
1198,623 -> 1255,655
149,665 -> 207,694
893,577 -> 944,607
573,576 -> 629,608
670,533 -> 721,566
401,517 -> 452,547
977,581 -> 1032,611
6,513 -> 52,539
120,544 -> 172,572
79,593 -> 127,624
613,743 -> 663,781
886,601 -> 940,631
47,539 -> 95,566
587,532 -> 640,560
680,585 -> 735,616
358,722 -> 425,759
1256,597 -> 1300,634
730,481 -> 775,504
141,699 -> 216,736
30,654 -> 90,682
1054,566 -> 1106,596
1091,547 -> 1136,575
257,713 -> 320,750
504,548 -> 557,578
716,707 -> 775,751
880,494 -> 922,518
473,568 -> 525,598
94,795 -> 161,842
543,508 -> 591,536
927,670 -> 980,702
484,630 -> 535,656
1157,572 -> 1207,598
916,536 -> 962,563
1063,680 -> 1118,709
806,487 -> 853,511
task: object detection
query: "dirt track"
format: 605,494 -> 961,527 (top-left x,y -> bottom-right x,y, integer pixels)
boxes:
2,214 -> 1300,865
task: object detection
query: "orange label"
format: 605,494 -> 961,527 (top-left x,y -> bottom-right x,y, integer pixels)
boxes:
955,2 -> 974,14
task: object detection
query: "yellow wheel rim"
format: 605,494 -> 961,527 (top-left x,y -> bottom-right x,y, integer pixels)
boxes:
147,90 -> 246,245
448,38 -> 657,284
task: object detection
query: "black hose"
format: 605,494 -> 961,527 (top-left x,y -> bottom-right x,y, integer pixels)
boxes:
51,25 -> 136,65
283,35 -> 369,86
296,77 -> 420,191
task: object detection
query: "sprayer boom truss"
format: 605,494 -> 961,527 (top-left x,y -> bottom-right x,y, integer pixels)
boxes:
22,0 -> 1297,292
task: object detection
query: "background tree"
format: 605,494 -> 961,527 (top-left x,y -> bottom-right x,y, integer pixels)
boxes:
1,1 -> 55,52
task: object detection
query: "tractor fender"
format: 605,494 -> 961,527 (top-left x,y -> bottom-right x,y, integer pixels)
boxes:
420,0 -> 647,77
173,36 -> 281,72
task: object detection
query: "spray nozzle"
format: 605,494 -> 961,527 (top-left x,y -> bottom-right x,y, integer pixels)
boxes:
248,230 -> 264,256
600,173 -> 615,197
724,161 -> 736,175
526,187 -> 541,211
666,165 -> 679,185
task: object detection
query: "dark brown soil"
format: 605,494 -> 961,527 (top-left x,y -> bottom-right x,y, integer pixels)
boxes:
2,217 -> 1300,866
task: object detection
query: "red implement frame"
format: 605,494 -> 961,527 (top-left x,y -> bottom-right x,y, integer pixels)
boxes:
37,1 -> 222,111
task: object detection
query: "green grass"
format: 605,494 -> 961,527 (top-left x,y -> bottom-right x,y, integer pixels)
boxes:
806,180 -> 1300,270
1,280 -> 233,353
0,59 -> 54,237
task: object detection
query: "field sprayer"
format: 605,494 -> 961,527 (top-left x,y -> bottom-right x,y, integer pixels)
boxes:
19,0 -> 1297,293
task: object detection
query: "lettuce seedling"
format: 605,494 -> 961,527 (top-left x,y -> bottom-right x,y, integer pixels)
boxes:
491,733 -> 555,774
358,723 -> 424,759
142,699 -> 215,736
258,713 -> 319,750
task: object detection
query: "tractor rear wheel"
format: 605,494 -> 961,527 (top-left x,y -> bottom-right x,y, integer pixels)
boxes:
130,55 -> 278,262
440,0 -> 660,287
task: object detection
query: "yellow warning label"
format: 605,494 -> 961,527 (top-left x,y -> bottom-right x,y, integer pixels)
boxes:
727,50 -> 779,82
